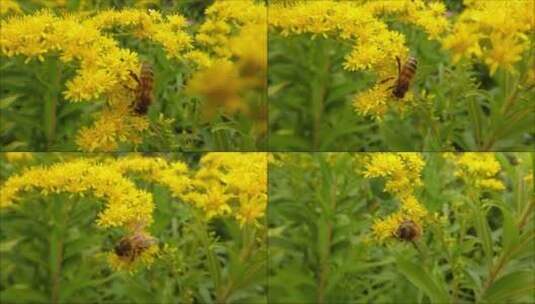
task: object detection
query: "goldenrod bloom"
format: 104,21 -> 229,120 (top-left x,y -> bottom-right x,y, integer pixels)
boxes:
363,153 -> 425,199
0,0 -> 20,15
362,153 -> 428,242
0,9 -> 192,151
189,0 -> 266,125
183,153 -> 268,226
269,1 -> 447,120
442,0 -> 534,75
450,153 -> 505,191
2,152 -> 33,162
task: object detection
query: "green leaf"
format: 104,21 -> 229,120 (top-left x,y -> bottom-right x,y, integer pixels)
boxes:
396,257 -> 450,304
0,285 -> 49,303
0,94 -> 22,110
500,207 -> 520,253
473,205 -> 493,263
0,238 -> 22,252
482,271 -> 535,303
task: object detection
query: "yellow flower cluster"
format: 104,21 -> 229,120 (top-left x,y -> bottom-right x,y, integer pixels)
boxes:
107,243 -> 159,273
0,9 -> 192,151
187,0 -> 266,131
442,0 -> 534,75
269,1 -> 447,120
362,153 -> 428,242
0,0 -> 20,15
0,153 -> 268,270
450,153 -> 505,191
0,157 -> 158,270
183,153 -> 268,226
363,153 -> 425,200
2,152 -> 33,162
196,0 -> 265,60
0,159 -> 155,228
75,96 -> 150,152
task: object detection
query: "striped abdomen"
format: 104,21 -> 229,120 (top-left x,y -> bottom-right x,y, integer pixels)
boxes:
393,56 -> 417,99
134,62 -> 154,115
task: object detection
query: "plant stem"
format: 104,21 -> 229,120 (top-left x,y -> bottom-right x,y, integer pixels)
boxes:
44,60 -> 61,150
192,212 -> 222,303
50,197 -> 70,304
517,196 -> 534,230
312,40 -> 330,150
317,175 -> 337,304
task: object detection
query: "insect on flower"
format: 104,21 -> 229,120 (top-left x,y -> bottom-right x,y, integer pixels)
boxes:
129,61 -> 154,115
114,223 -> 158,262
381,56 -> 418,99
394,219 -> 421,242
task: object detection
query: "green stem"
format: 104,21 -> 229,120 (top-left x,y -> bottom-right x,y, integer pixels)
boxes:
50,197 -> 71,304
517,196 -> 534,230
44,60 -> 61,150
312,40 -> 330,150
317,175 -> 337,304
192,212 -> 222,302
467,99 -> 482,149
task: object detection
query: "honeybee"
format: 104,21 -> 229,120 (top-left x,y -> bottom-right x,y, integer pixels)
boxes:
394,220 -> 421,242
129,61 -> 154,115
381,56 -> 417,99
114,225 -> 158,262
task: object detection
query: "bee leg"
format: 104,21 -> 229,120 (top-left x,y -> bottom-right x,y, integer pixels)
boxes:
129,70 -> 140,85
395,56 -> 401,76
378,77 -> 394,84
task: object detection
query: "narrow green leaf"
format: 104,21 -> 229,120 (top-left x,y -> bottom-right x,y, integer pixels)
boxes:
473,206 -> 493,262
500,207 -> 520,253
396,257 -> 450,304
482,271 -> 535,303
0,94 -> 22,110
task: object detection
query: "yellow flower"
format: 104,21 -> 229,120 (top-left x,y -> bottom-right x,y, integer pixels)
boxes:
269,1 -> 446,120
352,83 -> 390,120
196,0 -> 265,59
484,33 -> 525,75
186,60 -> 245,119
0,0 -> 21,15
451,153 -> 505,191
363,153 -> 428,242
184,50 -> 213,69
75,99 -> 150,152
0,159 -> 155,228
442,24 -> 482,64
441,1 -> 533,74
3,152 -> 33,162
182,153 -> 268,225
372,212 -> 404,242
107,244 -> 159,273
0,9 -> 192,151
235,193 -> 267,227
363,153 -> 424,199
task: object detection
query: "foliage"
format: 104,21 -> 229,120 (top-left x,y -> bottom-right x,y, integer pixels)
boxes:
0,152 -> 267,303
268,152 -> 534,303
268,0 -> 535,151
0,0 -> 266,151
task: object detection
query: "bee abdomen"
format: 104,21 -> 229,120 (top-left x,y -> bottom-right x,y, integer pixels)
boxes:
400,57 -> 417,78
134,62 -> 154,115
139,63 -> 154,87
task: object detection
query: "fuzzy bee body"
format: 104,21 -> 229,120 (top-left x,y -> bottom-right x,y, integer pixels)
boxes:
394,220 -> 421,242
392,56 -> 417,99
114,230 -> 157,262
130,62 -> 154,115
